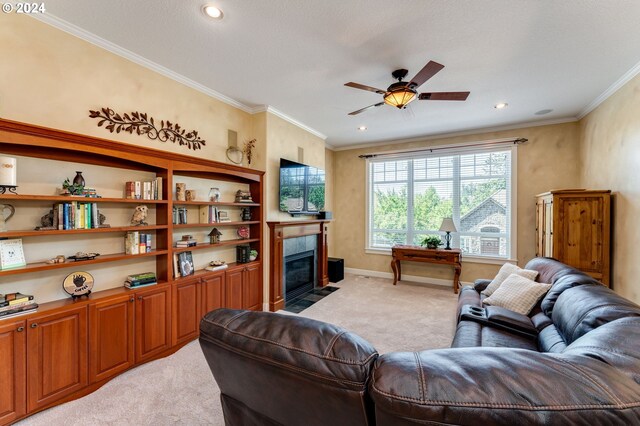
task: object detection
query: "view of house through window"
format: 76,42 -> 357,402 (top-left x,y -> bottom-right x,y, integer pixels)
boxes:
367,146 -> 514,258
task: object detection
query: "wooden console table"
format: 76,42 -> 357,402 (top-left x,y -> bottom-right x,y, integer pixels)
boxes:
390,245 -> 462,293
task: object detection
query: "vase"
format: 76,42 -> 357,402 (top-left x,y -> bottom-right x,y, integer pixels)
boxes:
209,187 -> 221,202
73,171 -> 85,187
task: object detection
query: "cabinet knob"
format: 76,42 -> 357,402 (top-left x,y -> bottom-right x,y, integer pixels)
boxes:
138,296 -> 143,301
129,297 -> 135,303
30,323 -> 38,329
17,326 -> 24,332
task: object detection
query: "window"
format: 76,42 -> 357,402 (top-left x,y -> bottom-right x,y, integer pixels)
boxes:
367,146 -> 515,259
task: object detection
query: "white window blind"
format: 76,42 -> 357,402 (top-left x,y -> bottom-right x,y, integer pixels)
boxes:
367,146 -> 515,259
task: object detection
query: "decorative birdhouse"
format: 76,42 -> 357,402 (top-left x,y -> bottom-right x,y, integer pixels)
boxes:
208,228 -> 222,244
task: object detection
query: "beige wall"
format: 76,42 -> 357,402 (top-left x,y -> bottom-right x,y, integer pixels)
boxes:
0,15 -> 256,167
333,122 -> 581,283
579,73 -> 640,303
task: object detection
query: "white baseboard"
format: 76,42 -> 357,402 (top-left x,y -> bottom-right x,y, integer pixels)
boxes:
344,267 -> 471,288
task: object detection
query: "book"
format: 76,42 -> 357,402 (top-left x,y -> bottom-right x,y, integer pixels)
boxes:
0,299 -> 36,312
0,239 -> 26,270
127,272 -> 157,281
0,303 -> 38,318
0,306 -> 38,319
124,281 -> 157,289
0,292 -> 34,307
205,264 -> 228,272
156,176 -> 163,200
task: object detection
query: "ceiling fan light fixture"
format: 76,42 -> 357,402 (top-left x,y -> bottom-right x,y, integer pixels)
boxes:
202,4 -> 224,19
383,84 -> 417,109
494,102 -> 508,109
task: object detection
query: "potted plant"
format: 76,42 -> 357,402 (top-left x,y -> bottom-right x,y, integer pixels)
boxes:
249,249 -> 258,261
421,235 -> 443,249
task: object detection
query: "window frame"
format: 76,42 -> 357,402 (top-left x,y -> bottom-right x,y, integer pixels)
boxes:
364,143 -> 518,264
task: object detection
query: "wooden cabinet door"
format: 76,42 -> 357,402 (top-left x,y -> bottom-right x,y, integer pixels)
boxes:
89,295 -> 135,384
135,286 -> 171,363
201,272 -> 225,318
173,279 -> 200,346
557,196 -> 604,274
243,263 -> 262,311
0,320 -> 26,424
27,306 -> 88,412
225,268 -> 244,309
544,199 -> 554,257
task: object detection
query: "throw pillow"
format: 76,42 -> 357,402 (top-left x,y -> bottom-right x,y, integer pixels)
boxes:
483,274 -> 552,315
482,263 -> 539,296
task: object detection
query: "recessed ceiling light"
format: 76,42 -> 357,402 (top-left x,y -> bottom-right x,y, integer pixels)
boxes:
358,126 -> 367,131
202,4 -> 224,19
494,103 -> 508,109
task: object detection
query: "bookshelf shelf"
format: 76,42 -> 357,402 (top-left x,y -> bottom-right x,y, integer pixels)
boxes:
0,194 -> 168,204
0,249 -> 169,277
173,238 -> 259,252
1,225 -> 168,238
172,221 -> 259,229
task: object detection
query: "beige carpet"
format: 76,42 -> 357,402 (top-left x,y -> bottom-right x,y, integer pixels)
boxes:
19,274 -> 458,426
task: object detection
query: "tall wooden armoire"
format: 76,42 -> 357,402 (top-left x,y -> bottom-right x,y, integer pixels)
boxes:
535,189 -> 611,286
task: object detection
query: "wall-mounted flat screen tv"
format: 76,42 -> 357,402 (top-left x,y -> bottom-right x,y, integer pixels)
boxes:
279,158 -> 325,214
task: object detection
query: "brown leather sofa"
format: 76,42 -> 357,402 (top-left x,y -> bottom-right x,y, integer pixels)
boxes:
199,258 -> 640,425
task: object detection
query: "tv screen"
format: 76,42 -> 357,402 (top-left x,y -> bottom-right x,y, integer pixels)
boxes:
279,159 -> 325,213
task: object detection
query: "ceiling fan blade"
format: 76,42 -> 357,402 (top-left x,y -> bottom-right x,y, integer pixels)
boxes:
409,61 -> 445,88
419,91 -> 470,101
348,102 -> 385,116
345,82 -> 386,94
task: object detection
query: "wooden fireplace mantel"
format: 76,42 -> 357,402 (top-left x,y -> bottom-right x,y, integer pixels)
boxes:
267,220 -> 331,311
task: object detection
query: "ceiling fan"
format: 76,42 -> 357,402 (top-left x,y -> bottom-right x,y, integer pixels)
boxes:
344,60 -> 470,115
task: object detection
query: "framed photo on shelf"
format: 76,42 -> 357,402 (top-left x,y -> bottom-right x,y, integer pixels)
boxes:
217,210 -> 231,222
177,251 -> 195,277
0,239 -> 26,270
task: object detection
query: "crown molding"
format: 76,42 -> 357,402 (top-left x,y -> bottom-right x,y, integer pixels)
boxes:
332,117 -> 578,151
577,59 -> 640,120
30,15 -> 257,114
255,106 -> 327,140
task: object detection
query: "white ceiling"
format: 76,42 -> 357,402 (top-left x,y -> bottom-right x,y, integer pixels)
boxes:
41,0 -> 640,148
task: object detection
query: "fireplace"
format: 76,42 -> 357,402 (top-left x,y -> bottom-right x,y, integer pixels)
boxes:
284,250 -> 317,302
267,220 -> 330,312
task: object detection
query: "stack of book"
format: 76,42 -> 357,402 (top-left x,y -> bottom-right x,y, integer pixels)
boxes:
124,272 -> 157,289
125,231 -> 152,255
0,292 -> 38,319
176,238 -> 197,248
124,177 -> 163,200
53,202 -> 102,230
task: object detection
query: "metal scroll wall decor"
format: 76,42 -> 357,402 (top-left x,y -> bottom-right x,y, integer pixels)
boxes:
89,108 -> 206,151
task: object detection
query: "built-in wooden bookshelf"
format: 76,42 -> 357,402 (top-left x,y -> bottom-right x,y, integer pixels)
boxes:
0,118 -> 264,425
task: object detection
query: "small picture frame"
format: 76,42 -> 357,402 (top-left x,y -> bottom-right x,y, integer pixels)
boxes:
0,238 -> 26,270
177,251 -> 195,277
217,210 -> 231,222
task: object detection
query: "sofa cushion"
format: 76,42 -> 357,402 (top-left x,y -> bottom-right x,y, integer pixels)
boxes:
553,284 -> 640,344
537,324 -> 567,353
523,257 -> 581,284
540,272 -> 602,316
483,274 -> 551,315
451,320 -> 538,350
482,263 -> 539,296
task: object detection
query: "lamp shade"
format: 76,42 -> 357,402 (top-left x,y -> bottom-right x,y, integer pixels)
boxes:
383,82 -> 417,109
439,218 -> 457,233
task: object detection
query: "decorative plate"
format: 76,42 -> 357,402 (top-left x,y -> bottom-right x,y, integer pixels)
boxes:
237,226 -> 250,239
67,252 -> 100,261
63,271 -> 94,298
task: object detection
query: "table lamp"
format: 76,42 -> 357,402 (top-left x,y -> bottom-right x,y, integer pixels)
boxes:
439,218 -> 457,250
